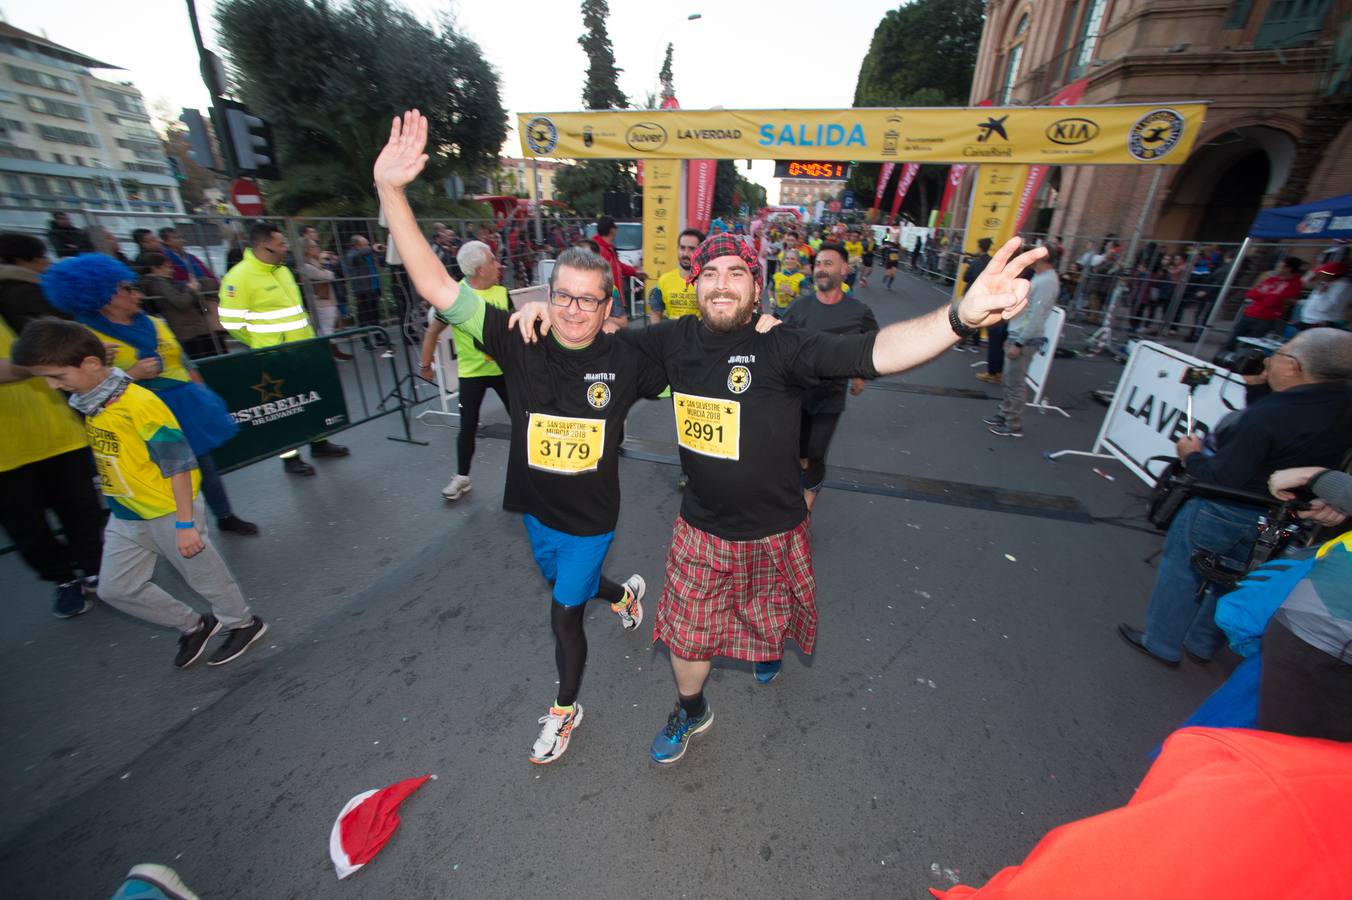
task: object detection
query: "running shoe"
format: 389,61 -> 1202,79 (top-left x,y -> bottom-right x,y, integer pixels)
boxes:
753,659 -> 782,684
53,580 -> 92,619
981,413 -> 1006,427
441,474 -> 472,501
988,422 -> 1023,438
530,703 -> 583,764
650,702 -> 714,765
174,615 -> 221,669
109,863 -> 202,900
612,574 -> 645,631
206,616 -> 268,666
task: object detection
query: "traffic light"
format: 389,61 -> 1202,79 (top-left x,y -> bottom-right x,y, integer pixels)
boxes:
179,108 -> 217,170
220,99 -> 280,180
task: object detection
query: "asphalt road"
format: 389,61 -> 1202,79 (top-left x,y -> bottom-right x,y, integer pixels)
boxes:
0,270 -> 1240,898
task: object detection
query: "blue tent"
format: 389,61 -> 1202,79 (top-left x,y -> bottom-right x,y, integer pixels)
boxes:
1248,192 -> 1352,240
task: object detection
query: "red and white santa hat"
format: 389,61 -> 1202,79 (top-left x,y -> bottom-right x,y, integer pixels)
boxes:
329,774 -> 435,879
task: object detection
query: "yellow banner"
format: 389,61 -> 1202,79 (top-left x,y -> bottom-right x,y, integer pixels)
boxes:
519,105 -> 1207,166
641,159 -> 682,289
956,164 -> 1030,300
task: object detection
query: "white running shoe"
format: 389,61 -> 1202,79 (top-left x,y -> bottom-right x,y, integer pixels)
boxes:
441,474 -> 472,501
612,574 -> 645,631
530,703 -> 583,764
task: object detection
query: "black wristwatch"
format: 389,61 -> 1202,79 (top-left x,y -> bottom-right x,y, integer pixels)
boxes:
948,304 -> 978,338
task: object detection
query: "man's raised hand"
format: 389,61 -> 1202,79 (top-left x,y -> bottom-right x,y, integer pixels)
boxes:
957,237 -> 1047,328
507,301 -> 553,344
373,109 -> 430,191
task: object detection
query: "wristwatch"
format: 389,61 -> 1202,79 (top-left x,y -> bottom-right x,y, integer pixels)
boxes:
948,304 -> 978,338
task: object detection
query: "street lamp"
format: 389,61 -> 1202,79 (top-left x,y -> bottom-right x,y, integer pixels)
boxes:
654,12 -> 704,99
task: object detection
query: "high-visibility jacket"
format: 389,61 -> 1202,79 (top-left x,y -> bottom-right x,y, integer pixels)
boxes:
218,249 -> 315,348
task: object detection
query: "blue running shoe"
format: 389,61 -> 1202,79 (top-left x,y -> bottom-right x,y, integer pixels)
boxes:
53,580 -> 92,619
109,863 -> 201,899
650,702 -> 714,765
753,659 -> 782,684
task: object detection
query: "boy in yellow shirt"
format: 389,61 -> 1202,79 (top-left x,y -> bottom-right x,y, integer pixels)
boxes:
771,251 -> 808,316
14,314 -> 265,669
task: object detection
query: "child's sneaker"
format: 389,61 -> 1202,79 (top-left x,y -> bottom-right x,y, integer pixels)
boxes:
530,703 -> 582,764
53,580 -> 92,619
174,615 -> 220,669
206,616 -> 267,666
611,574 -> 645,631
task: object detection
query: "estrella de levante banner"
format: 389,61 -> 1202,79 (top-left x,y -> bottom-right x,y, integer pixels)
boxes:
518,104 -> 1207,166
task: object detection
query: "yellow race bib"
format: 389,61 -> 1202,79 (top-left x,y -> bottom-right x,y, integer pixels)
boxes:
93,453 -> 133,497
527,413 -> 604,474
673,392 -> 740,460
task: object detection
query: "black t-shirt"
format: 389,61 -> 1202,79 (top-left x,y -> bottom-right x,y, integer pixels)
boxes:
782,293 -> 880,415
478,305 -> 669,535
623,316 -> 879,540
964,252 -> 991,286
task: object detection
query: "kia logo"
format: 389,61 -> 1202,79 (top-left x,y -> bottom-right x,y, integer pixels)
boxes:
626,123 -> 668,152
1046,117 -> 1099,145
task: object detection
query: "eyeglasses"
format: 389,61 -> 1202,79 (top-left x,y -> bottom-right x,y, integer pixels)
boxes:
550,290 -> 605,312
1271,350 -> 1301,367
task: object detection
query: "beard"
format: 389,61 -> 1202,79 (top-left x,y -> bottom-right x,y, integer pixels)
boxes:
814,271 -> 841,292
699,288 -> 756,334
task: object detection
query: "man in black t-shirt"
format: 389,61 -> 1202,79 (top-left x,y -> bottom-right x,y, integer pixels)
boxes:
956,237 -> 993,351
518,230 -> 1046,766
783,242 -> 879,512
374,113 -> 669,766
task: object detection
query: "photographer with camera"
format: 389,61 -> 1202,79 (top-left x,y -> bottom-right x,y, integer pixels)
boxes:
1119,329 -> 1352,666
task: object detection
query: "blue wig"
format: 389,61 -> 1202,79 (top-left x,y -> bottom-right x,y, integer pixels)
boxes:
40,253 -> 136,315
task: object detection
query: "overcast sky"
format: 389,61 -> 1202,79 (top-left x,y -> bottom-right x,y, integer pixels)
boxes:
3,0 -> 905,201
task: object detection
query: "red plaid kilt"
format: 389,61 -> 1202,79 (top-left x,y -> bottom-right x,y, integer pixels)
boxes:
653,515 -> 816,661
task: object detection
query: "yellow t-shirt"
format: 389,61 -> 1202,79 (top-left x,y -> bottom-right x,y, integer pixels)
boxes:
0,317 -> 88,472
844,240 -> 864,265
86,382 -> 200,520
95,317 -> 193,388
773,271 -> 807,310
657,269 -> 700,319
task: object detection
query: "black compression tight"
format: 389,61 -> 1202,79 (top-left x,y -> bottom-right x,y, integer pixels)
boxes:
552,602 -> 588,707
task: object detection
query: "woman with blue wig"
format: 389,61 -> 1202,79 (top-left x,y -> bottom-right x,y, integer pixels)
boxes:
41,254 -> 258,535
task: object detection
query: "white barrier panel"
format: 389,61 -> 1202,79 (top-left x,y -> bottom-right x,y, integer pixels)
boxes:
510,283 -> 549,310
417,306 -> 460,425
1049,341 -> 1247,485
1025,305 -> 1067,417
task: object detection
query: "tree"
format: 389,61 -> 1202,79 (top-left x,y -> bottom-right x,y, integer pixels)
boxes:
849,0 -> 984,221
712,161 -> 766,219
659,42 -> 675,101
556,0 -> 635,217
215,0 -> 507,216
579,0 -> 628,111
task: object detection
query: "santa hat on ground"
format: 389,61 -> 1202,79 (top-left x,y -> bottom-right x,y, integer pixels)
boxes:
329,774 -> 435,879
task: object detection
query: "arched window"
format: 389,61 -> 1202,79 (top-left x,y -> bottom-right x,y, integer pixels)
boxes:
1001,13 -> 1031,103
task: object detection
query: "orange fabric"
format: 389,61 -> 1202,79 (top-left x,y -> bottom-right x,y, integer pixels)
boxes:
931,728 -> 1352,899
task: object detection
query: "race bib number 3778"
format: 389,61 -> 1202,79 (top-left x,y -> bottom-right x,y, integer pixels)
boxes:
527,413 -> 604,474
673,392 -> 740,460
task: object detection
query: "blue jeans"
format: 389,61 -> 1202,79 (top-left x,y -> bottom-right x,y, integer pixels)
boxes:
1142,498 -> 1263,662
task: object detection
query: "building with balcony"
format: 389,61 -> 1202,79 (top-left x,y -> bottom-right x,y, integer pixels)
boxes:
495,157 -> 563,201
0,23 -> 183,222
968,0 -> 1352,243
778,178 -> 844,208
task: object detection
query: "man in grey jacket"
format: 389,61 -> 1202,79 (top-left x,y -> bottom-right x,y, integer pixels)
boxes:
987,248 -> 1060,437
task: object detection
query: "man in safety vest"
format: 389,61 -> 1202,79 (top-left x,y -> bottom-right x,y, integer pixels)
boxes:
646,228 -> 704,325
219,222 -> 350,476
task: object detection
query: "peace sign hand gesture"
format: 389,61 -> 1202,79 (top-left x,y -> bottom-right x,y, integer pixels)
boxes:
957,237 -> 1048,329
373,109 -> 430,192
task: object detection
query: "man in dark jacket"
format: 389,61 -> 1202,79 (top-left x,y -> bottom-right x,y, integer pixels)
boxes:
1119,328 -> 1352,666
46,212 -> 91,258
0,233 -> 62,332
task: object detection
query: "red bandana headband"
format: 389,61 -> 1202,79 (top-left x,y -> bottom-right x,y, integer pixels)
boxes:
688,233 -> 763,288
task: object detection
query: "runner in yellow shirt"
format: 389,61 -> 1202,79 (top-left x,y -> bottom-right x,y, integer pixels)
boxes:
647,229 -> 705,324
771,251 -> 808,317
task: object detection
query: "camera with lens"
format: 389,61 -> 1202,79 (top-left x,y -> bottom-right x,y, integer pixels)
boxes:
1212,345 -> 1267,377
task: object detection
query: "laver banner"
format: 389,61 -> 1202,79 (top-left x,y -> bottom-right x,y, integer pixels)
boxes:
518,104 -> 1207,165
197,339 -> 349,470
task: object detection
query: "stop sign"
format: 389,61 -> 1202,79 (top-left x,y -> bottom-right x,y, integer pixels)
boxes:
230,177 -> 265,216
